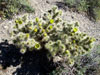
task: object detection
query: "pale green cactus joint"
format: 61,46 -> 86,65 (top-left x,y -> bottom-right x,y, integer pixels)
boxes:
11,6 -> 95,66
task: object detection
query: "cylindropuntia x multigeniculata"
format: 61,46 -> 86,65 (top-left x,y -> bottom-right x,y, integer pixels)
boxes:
11,6 -> 95,66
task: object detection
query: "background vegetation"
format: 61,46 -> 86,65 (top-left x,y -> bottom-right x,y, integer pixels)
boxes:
63,0 -> 100,21
0,0 -> 34,19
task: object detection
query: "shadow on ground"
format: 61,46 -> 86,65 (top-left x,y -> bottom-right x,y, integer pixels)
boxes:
55,2 -> 68,11
0,40 -> 56,75
55,1 -> 78,12
0,40 -> 22,69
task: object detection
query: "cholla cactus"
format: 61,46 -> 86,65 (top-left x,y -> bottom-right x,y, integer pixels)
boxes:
11,6 -> 95,66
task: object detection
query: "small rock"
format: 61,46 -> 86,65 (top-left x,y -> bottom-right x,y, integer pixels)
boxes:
0,50 -> 1,54
0,65 -> 3,70
71,16 -> 74,19
96,39 -> 98,41
46,0 -> 50,4
53,56 -> 63,62
3,26 -> 8,29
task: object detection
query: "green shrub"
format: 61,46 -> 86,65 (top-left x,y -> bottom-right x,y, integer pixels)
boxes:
63,0 -> 77,6
77,0 -> 88,12
11,6 -> 95,66
87,0 -> 100,21
0,0 -> 34,19
64,0 -> 88,11
93,7 -> 100,21
64,0 -> 100,21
